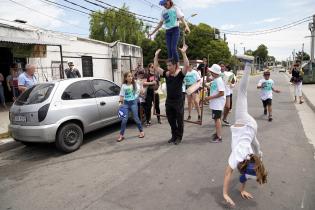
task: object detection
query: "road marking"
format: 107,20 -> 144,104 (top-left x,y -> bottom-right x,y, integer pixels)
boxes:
301,190 -> 306,209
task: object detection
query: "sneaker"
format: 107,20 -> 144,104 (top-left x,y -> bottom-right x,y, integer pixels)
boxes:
211,137 -> 222,143
168,137 -> 176,144
223,120 -> 231,126
268,116 -> 273,122
146,122 -> 152,127
187,116 -> 191,120
174,138 -> 182,145
264,109 -> 267,115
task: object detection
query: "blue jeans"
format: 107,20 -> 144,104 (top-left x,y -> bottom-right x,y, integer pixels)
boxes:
120,100 -> 143,135
166,26 -> 180,62
0,85 -> 5,105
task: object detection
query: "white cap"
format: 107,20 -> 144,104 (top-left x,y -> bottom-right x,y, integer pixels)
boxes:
209,64 -> 221,75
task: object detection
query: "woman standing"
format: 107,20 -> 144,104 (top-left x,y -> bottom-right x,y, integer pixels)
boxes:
143,63 -> 160,126
118,72 -> 145,142
290,62 -> 304,104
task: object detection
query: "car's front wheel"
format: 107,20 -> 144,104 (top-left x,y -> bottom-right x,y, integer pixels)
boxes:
56,123 -> 83,153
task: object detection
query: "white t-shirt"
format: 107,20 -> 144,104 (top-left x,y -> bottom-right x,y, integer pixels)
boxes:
209,77 -> 226,111
221,71 -> 235,96
228,125 -> 255,170
257,79 -> 274,100
161,6 -> 184,30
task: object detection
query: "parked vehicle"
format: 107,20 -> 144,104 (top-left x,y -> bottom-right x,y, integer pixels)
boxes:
9,78 -> 121,153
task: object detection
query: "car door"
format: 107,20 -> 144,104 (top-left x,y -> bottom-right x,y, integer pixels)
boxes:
92,79 -> 121,125
60,80 -> 101,132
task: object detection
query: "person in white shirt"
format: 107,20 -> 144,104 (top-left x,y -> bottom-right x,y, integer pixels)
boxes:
219,61 -> 236,126
257,71 -> 280,122
223,59 -> 267,208
205,64 -> 225,143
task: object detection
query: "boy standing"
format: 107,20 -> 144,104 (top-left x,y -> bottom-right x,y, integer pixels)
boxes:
257,71 -> 280,122
206,64 -> 226,142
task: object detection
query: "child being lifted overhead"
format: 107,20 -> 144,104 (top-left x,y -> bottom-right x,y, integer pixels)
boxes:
149,0 -> 190,63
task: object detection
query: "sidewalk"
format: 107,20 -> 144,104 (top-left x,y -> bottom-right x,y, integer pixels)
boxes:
0,110 -> 10,139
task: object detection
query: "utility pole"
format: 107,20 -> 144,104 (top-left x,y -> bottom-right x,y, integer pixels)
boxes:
309,14 -> 315,63
301,43 -> 304,64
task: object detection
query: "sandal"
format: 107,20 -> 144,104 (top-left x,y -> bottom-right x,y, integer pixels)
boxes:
138,132 -> 145,138
117,136 -> 125,142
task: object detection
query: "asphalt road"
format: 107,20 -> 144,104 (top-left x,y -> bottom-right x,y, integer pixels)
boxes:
0,71 -> 315,210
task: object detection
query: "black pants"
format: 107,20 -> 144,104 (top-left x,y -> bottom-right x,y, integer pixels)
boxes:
154,93 -> 161,121
145,91 -> 154,123
166,99 -> 184,140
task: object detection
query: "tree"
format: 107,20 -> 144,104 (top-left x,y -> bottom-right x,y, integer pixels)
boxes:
253,44 -> 268,62
295,51 -> 310,61
89,5 -> 148,46
245,49 -> 253,56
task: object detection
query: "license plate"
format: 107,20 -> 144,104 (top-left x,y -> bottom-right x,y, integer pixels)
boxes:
14,115 -> 26,122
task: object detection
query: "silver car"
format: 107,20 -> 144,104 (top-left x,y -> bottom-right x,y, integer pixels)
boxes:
9,78 -> 121,153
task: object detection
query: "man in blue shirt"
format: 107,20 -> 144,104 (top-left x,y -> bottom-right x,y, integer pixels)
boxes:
18,64 -> 38,93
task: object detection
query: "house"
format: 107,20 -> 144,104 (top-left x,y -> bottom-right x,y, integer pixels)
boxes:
0,19 -> 143,103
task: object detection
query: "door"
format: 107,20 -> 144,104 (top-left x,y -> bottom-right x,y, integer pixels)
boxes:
81,56 -> 93,77
92,79 -> 121,124
61,80 -> 100,132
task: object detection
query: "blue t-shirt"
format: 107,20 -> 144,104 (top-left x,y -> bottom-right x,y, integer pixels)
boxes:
18,72 -> 37,89
161,6 -> 184,30
120,84 -> 140,101
184,70 -> 200,86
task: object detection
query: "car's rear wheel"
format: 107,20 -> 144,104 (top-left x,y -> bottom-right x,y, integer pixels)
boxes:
56,123 -> 83,153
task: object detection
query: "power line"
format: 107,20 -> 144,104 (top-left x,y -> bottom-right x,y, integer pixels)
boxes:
137,0 -> 162,11
219,16 -> 312,35
8,0 -> 89,31
82,0 -> 159,24
93,0 -> 159,20
39,0 -> 90,16
0,17 -> 89,36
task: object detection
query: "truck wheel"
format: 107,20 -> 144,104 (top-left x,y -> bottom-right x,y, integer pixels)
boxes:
56,123 -> 83,153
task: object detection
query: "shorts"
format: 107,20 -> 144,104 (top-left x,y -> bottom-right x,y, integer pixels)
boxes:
186,85 -> 199,95
212,110 -> 222,119
262,99 -> 272,107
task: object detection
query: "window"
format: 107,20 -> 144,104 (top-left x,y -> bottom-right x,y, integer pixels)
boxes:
62,80 -> 94,100
15,84 -> 54,105
81,56 -> 93,77
92,79 -> 120,97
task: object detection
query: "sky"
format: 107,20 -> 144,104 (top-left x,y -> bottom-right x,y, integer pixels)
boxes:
0,0 -> 314,61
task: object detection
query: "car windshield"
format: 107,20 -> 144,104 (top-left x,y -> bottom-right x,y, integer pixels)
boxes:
15,84 -> 55,105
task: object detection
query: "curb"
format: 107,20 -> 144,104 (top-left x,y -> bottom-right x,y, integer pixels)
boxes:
0,138 -> 20,153
0,131 -> 10,139
303,91 -> 315,113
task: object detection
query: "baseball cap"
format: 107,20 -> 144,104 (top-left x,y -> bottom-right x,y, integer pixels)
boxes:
209,64 -> 221,75
159,0 -> 167,5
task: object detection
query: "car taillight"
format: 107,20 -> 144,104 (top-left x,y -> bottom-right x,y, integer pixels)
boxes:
38,104 -> 50,122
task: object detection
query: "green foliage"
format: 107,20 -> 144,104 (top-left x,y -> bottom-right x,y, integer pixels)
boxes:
253,44 -> 268,62
245,49 -> 253,56
295,51 -> 310,61
89,4 -> 148,46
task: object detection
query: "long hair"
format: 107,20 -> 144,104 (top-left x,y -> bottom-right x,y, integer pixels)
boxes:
123,72 -> 137,94
237,154 -> 268,185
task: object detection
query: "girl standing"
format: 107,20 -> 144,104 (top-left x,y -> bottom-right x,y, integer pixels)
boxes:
223,59 -> 267,207
184,66 -> 201,121
118,72 -> 145,142
149,0 -> 190,63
